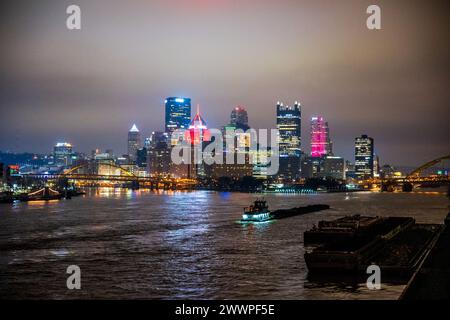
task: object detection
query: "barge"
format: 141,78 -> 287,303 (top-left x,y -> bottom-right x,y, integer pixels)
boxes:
241,199 -> 329,223
304,215 -> 442,277
304,215 -> 385,245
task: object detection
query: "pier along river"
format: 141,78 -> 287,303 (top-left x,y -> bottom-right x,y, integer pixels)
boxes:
0,189 -> 448,299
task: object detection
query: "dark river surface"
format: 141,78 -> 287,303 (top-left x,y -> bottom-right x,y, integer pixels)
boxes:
0,189 -> 448,299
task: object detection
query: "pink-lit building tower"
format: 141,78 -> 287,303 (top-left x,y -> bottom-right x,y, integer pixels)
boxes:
310,116 -> 332,158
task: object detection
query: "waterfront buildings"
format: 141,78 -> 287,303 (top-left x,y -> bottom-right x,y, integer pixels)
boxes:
93,149 -> 114,161
251,147 -> 273,180
301,156 -> 322,179
127,124 -> 141,163
147,131 -> 170,177
373,154 -> 380,178
148,146 -> 171,177
380,164 -> 396,178
276,101 -> 302,180
301,155 -> 345,180
322,156 -> 345,180
136,147 -> 147,168
204,152 -> 253,179
355,134 -> 375,179
345,160 -> 356,179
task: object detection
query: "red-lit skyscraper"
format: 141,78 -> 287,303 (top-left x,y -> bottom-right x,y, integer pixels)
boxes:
183,105 -> 212,179
185,105 -> 211,145
310,116 -> 332,158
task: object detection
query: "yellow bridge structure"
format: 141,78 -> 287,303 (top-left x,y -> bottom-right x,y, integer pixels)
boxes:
22,162 -> 197,190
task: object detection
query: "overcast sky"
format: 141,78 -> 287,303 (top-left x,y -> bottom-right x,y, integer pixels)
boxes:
0,0 -> 449,166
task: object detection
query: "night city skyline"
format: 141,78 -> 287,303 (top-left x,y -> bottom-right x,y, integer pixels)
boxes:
1,0 -> 450,307
1,0 -> 449,167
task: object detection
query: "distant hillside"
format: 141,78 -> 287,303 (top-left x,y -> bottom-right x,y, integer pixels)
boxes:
0,151 -> 47,166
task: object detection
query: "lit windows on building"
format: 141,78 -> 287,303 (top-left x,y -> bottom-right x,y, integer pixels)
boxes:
127,124 -> 141,163
165,97 -> 191,136
355,134 -> 374,179
311,116 -> 332,158
276,101 -> 302,180
322,156 -> 345,180
53,142 -> 73,166
230,106 -> 249,131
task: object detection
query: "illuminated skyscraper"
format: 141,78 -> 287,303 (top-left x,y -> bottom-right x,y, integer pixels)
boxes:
127,124 -> 141,163
183,105 -> 211,178
147,131 -> 170,177
355,134 -> 374,179
222,106 -> 251,152
276,101 -> 301,180
322,156 -> 345,180
53,142 -> 73,166
373,154 -> 380,178
311,116 -> 332,158
165,97 -> 191,134
185,105 -> 211,146
325,122 -> 333,156
148,131 -> 169,148
230,106 -> 249,130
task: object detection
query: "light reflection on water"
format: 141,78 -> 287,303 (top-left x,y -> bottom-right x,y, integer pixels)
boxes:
0,189 -> 448,299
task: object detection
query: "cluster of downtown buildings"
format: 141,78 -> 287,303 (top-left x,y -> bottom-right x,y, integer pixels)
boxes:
25,97 -> 379,184
276,102 -> 377,182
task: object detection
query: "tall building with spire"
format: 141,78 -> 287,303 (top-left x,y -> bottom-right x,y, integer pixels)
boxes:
185,105 -> 211,146
180,105 -> 211,178
127,124 -> 141,163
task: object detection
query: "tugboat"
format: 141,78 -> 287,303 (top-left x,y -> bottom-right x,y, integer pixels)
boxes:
241,199 -> 273,222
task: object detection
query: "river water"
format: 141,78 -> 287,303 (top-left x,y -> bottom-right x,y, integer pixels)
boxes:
0,189 -> 448,299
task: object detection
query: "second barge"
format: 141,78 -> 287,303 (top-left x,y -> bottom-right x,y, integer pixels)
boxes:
304,215 -> 442,277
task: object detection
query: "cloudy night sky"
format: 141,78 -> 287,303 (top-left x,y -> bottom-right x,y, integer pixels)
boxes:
0,0 -> 449,166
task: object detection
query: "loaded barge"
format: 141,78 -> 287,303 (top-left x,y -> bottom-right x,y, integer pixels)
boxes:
304,215 -> 442,278
241,199 -> 329,222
